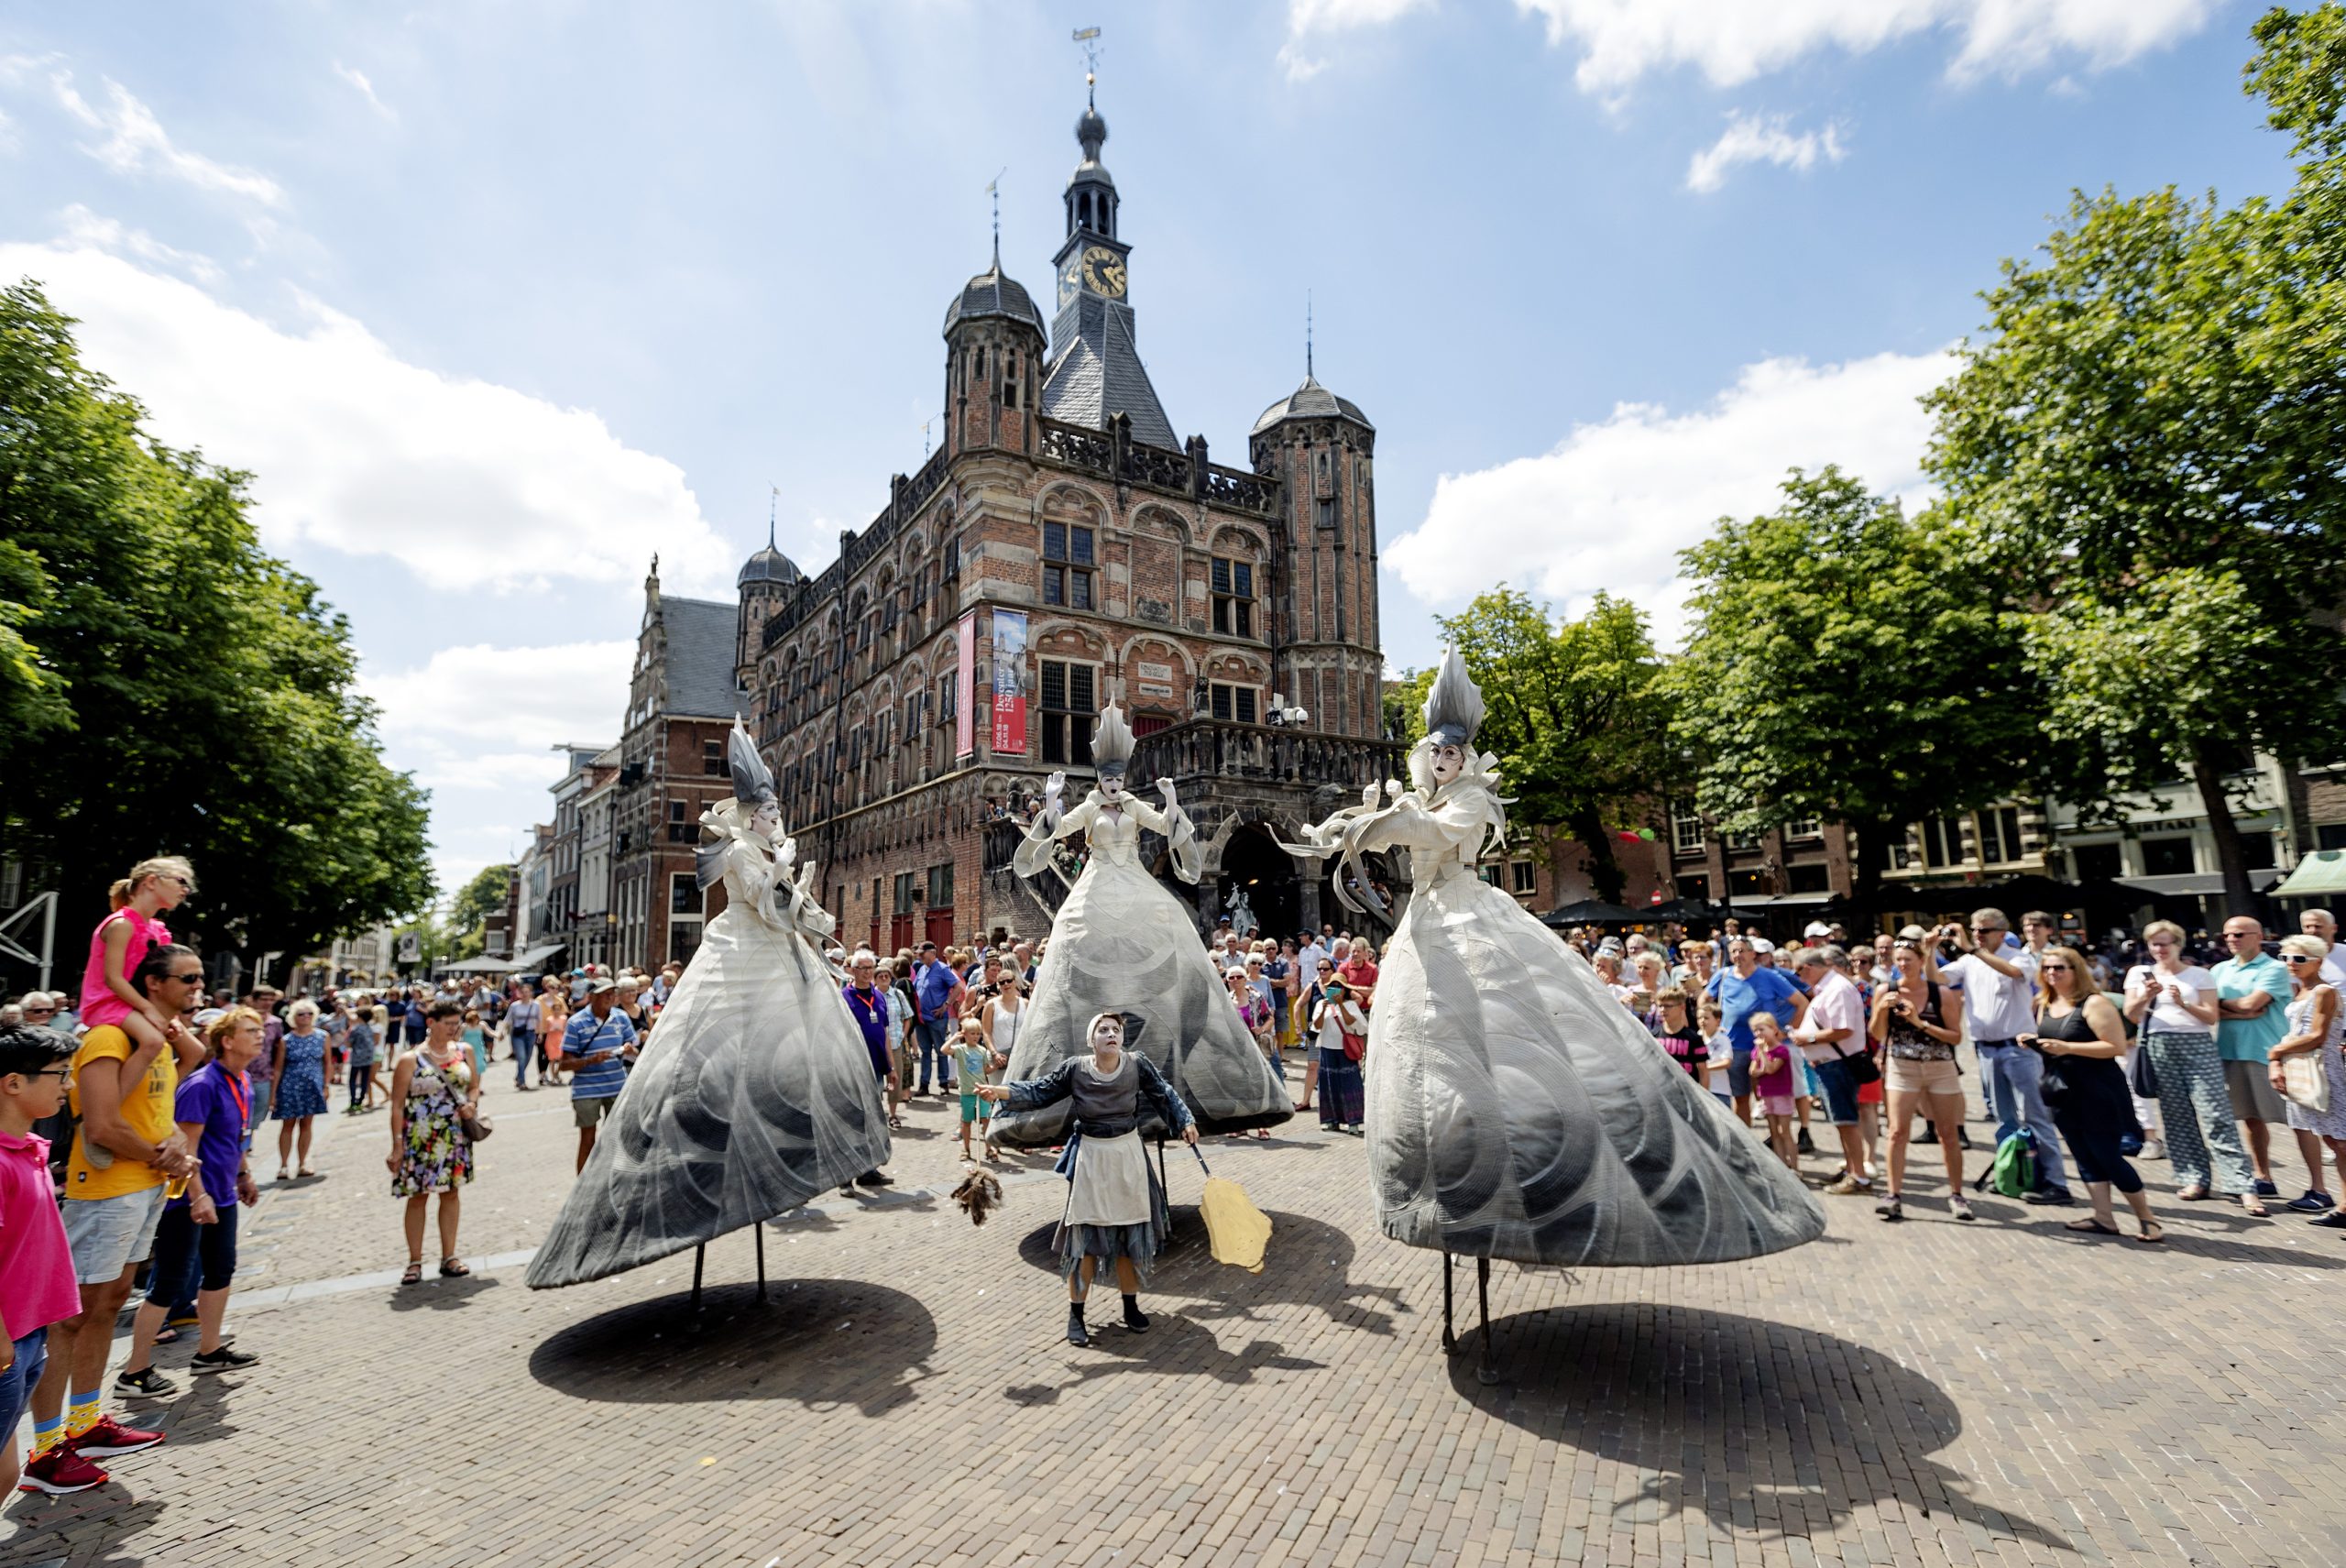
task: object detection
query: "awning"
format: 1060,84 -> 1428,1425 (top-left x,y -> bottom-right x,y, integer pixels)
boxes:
2120,870 -> 2284,898
2273,851 -> 2346,900
434,955 -> 515,974
1728,892 -> 1843,909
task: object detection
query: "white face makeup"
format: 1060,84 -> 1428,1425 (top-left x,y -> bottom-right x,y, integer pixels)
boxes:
1431,744 -> 1464,784
1098,773 -> 1125,801
751,800 -> 782,839
1091,1014 -> 1124,1053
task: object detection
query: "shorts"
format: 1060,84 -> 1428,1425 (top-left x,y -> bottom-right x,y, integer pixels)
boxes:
61,1184 -> 170,1284
1727,1048 -> 1755,1099
1759,1094 -> 1796,1118
0,1328 -> 48,1439
147,1201 -> 240,1306
1810,1055 -> 1861,1126
2225,1058 -> 2290,1123
960,1090 -> 982,1124
1887,1055 -> 1965,1101
573,1094 -> 619,1130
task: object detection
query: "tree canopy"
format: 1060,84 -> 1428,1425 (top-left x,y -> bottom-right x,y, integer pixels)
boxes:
0,280 -> 434,968
1670,467 -> 2040,895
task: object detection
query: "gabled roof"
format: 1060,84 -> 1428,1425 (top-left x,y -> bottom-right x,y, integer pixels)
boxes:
1043,293 -> 1178,450
660,596 -> 744,719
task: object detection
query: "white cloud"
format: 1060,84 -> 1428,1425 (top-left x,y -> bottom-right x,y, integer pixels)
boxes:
0,245 -> 737,594
334,60 -> 397,122
48,71 -> 286,205
1381,348 -> 1954,646
1279,0 -> 1436,80
53,203 -> 223,283
1685,111 -> 1847,192
363,640 -> 635,887
1280,0 -> 2218,91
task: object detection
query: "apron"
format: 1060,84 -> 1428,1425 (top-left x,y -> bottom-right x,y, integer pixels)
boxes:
1061,1129 -> 1151,1227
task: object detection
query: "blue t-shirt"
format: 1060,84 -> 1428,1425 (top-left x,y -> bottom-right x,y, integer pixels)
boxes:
2212,953 -> 2293,1063
564,1008 -> 637,1101
171,1062 -> 249,1212
1705,966 -> 1803,1054
915,960 -> 957,1021
841,984 -> 891,1077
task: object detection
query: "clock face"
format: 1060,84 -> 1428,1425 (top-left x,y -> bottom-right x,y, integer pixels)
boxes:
1080,245 -> 1127,299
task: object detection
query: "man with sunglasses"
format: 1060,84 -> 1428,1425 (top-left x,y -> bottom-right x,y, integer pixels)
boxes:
2213,916 -> 2321,1211
22,945 -> 206,1492
1946,906 -> 2074,1205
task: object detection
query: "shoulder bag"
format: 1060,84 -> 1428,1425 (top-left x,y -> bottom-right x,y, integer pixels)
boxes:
2283,1052 -> 2331,1114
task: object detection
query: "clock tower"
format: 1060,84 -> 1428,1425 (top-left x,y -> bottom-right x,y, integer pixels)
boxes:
1040,85 -> 1177,450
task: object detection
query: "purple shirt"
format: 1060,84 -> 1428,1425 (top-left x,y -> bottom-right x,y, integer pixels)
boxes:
842,985 -> 891,1078
171,1061 -> 249,1212
248,1015 -> 283,1083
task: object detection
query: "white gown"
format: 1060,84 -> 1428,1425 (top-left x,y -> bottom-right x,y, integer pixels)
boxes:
1343,778 -> 1825,1267
991,792 -> 1291,1146
527,835 -> 891,1288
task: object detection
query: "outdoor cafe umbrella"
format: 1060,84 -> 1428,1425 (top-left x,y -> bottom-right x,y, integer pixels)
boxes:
1540,899 -> 1640,927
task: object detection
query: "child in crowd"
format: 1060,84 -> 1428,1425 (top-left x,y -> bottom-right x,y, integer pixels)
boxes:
461,1011 -> 488,1081
1748,1014 -> 1799,1170
953,1017 -> 1000,1161
1651,988 -> 1707,1081
0,1025 -> 88,1495
1699,997 -> 1734,1106
76,859 -> 196,1164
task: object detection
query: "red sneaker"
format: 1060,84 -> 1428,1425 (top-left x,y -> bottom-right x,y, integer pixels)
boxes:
70,1414 -> 165,1458
18,1444 -> 108,1494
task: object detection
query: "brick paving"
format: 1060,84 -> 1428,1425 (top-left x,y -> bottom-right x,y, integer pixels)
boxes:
5,1063 -> 2343,1568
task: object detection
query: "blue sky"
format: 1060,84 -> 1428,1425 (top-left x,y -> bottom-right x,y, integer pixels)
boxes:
0,1 -> 2296,900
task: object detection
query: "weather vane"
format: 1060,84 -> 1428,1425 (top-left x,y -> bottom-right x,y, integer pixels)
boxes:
1073,26 -> 1102,95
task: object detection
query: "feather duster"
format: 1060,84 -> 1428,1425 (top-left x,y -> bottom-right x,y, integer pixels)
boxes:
950,1168 -> 1004,1226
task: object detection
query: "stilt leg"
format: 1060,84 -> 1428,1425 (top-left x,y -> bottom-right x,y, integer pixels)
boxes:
1475,1255 -> 1497,1386
1441,1251 -> 1456,1352
754,1223 -> 767,1304
690,1243 -> 706,1315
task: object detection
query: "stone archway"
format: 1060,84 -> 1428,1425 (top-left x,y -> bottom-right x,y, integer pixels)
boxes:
1219,823 -> 1300,940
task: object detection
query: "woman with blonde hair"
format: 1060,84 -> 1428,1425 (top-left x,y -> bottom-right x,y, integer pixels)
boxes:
2272,934 -> 2346,1226
2124,919 -> 2258,1212
271,998 -> 330,1179
2029,946 -> 2160,1242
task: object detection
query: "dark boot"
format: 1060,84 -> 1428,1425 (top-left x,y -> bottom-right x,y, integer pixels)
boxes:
1122,1294 -> 1150,1333
1067,1303 -> 1089,1347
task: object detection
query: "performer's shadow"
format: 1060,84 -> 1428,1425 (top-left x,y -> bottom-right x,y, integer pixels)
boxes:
528,1280 -> 937,1418
1002,1313 -> 1324,1407
1013,1209 -> 1411,1334
1453,1301 -> 2069,1552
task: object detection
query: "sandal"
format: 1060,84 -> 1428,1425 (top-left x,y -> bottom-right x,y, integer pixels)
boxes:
2242,1196 -> 2270,1217
152,1326 -> 182,1346
439,1256 -> 471,1277
2064,1217 -> 2123,1236
2176,1184 -> 2210,1201
2136,1223 -> 2165,1244
298,1165 -> 316,1179
400,1260 -> 423,1285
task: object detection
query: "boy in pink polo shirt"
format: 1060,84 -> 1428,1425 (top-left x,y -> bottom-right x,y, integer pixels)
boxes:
0,1024 -> 93,1494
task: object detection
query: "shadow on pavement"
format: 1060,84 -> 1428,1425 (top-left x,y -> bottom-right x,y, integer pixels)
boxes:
1001,1311 -> 1324,1406
388,1272 -> 506,1310
1013,1209 -> 1412,1333
3,1491 -> 167,1566
1447,1299 -> 2070,1553
528,1279 -> 937,1418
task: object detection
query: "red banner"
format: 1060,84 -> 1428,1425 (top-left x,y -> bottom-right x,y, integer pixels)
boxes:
955,611 -> 976,760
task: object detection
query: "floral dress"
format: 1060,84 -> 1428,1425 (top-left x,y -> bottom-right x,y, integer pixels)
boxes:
393,1049 -> 475,1197
273,1031 -> 331,1119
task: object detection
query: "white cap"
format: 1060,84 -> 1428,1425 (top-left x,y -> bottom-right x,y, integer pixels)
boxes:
1803,921 -> 1832,938
1750,937 -> 1777,955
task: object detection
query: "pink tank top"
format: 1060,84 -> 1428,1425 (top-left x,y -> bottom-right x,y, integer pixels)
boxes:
79,908 -> 173,1027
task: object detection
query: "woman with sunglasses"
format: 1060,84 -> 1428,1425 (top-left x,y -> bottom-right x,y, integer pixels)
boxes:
1869,938 -> 1969,1223
2271,935 -> 2346,1227
2027,946 -> 2161,1242
2123,920 -> 2259,1213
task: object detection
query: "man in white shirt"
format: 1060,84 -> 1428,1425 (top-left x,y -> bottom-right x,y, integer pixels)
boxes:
1945,906 -> 2072,1203
1790,947 -> 1873,1193
2301,908 -> 2346,990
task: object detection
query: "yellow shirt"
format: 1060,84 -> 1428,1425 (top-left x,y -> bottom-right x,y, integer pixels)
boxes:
66,1025 -> 178,1200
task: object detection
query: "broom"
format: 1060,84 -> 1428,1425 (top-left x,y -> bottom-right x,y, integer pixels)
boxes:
1189,1145 -> 1272,1274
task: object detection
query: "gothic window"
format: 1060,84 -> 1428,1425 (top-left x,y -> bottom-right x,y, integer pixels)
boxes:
1211,556 -> 1255,638
1042,522 -> 1095,609
1209,683 -> 1258,725
1040,658 -> 1097,765
937,672 -> 957,725
1003,351 -> 1021,410
943,532 -> 960,582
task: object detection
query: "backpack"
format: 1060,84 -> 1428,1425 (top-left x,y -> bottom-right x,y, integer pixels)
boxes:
1981,1126 -> 2039,1198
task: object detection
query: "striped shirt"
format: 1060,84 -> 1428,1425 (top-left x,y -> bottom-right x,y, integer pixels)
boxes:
564,1007 -> 636,1102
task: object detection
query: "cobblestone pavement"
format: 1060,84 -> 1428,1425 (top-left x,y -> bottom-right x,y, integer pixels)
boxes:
6,1058 -> 2343,1568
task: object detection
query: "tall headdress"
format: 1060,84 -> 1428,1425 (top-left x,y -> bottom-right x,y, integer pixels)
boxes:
726,722 -> 777,809
696,723 -> 778,890
1091,702 -> 1136,780
1421,646 -> 1485,750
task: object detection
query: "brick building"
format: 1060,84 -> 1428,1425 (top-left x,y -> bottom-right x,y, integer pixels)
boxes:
745,89 -> 1397,953
610,563 -> 743,969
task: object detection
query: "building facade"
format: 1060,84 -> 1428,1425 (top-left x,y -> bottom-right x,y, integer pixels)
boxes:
744,92 -> 1396,952
610,563 -> 742,969
574,751 -> 620,969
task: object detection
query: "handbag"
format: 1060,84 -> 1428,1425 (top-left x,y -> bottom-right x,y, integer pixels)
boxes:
2283,1052 -> 2331,1114
1831,1041 -> 1880,1086
2129,1041 -> 2160,1100
458,1101 -> 493,1142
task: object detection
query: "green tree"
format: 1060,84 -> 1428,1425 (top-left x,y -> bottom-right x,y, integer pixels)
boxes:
445,862 -> 512,959
0,280 -> 436,966
1670,467 -> 2040,900
1431,587 -> 1672,905
1924,16 -> 2346,911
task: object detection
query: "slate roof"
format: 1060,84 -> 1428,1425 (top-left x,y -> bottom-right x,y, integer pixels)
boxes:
942,263 -> 1047,336
1043,291 -> 1178,450
662,595 -> 744,719
1251,374 -> 1374,437
737,544 -> 803,588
